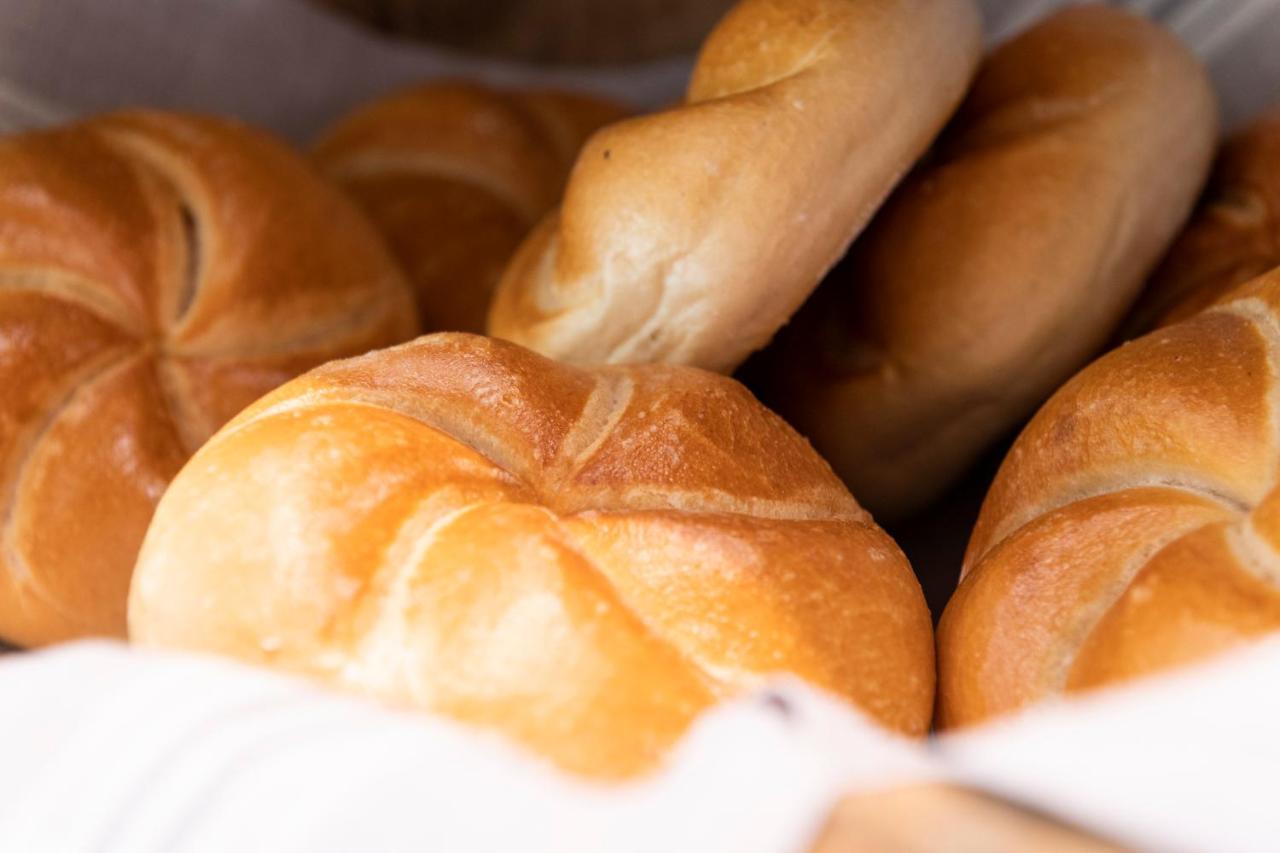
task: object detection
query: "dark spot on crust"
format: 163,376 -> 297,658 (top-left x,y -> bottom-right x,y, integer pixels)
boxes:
603,149 -> 611,160
1050,410 -> 1078,447
760,690 -> 795,720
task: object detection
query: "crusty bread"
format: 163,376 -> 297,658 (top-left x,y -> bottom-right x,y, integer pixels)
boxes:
0,111 -> 417,647
937,265 -> 1280,728
750,4 -> 1217,521
128,332 -> 933,778
488,0 -> 983,373
315,83 -> 626,333
1126,106 -> 1280,334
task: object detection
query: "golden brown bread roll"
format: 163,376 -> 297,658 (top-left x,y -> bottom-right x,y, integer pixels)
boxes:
1126,106 -> 1280,333
0,111 -> 417,647
315,83 -> 626,333
488,0 -> 983,374
128,333 -> 933,778
937,265 -> 1280,729
749,4 -> 1218,521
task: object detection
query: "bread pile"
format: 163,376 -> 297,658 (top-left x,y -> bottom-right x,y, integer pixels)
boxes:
5,0 -> 1280,779
938,105 -> 1280,728
747,5 -> 1216,519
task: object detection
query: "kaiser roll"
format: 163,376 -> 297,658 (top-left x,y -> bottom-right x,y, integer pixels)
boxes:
488,0 -> 983,373
0,111 -> 417,647
315,83 -> 625,333
938,265 -> 1280,728
750,4 -> 1218,520
128,332 -> 933,777
1126,106 -> 1280,333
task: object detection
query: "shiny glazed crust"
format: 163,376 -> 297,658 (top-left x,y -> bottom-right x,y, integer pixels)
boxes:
129,333 -> 933,777
0,111 -> 417,646
938,266 -> 1280,728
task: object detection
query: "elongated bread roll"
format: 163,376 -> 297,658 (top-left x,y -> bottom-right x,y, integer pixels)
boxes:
0,111 -> 416,646
129,333 -> 933,778
315,83 -> 625,333
938,265 -> 1280,728
489,0 -> 983,373
750,4 -> 1217,520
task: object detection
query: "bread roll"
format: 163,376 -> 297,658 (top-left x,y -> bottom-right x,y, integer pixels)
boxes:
749,4 -> 1217,520
129,333 -> 933,778
315,83 -> 625,333
0,111 -> 417,647
488,0 -> 983,374
937,265 -> 1280,728
1126,106 -> 1280,333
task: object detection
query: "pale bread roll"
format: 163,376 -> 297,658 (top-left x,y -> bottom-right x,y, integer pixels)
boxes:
751,4 -> 1217,520
488,0 -> 983,373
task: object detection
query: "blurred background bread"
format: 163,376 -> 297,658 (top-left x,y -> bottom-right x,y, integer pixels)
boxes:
748,4 -> 1217,521
315,82 -> 625,333
1125,105 -> 1280,334
0,111 -> 416,647
488,0 -> 983,373
129,333 -> 933,777
938,264 -> 1280,728
312,0 -> 735,65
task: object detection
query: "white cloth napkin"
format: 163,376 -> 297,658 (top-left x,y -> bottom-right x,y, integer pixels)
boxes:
2,637 -> 1280,851
0,643 -> 934,853
940,637 -> 1280,853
